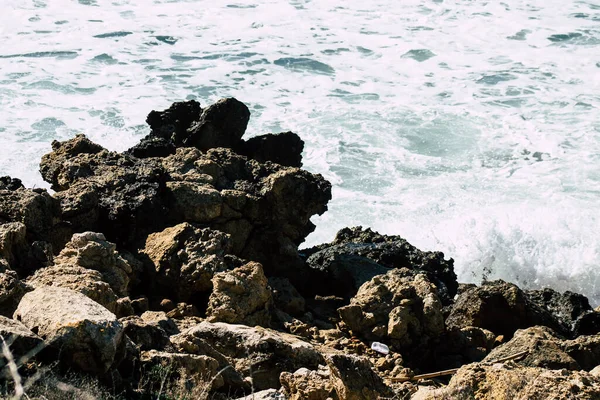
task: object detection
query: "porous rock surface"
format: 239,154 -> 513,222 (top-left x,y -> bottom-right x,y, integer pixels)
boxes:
14,286 -> 123,374
1,98 -> 599,399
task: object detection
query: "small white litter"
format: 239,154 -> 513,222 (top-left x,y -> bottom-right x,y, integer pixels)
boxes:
371,341 -> 390,355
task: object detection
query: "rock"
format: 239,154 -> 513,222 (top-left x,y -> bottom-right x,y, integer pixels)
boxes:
131,296 -> 149,315
140,349 -> 223,390
120,316 -> 170,351
574,311 -> 600,336
166,181 -> 223,223
139,223 -> 232,303
0,186 -> 60,239
325,353 -> 392,400
127,136 -> 176,159
526,288 -> 592,335
39,135 -> 167,245
304,227 -> 456,303
127,100 -> 202,157
484,326 -> 580,370
27,265 -> 118,312
446,280 -> 565,338
40,132 -> 331,280
52,232 -> 132,296
0,315 -> 44,359
170,330 -> 247,393
13,286 -> 124,374
175,321 -> 323,390
280,366 -> 337,400
0,271 -> 31,317
562,334 -> 600,371
0,176 -> 24,191
207,262 -> 272,326
269,277 -> 305,317
115,297 -> 135,318
0,222 -> 27,268
184,98 -> 250,151
236,132 -> 304,168
591,365 -> 600,378
412,362 -> 600,400
431,326 -> 496,370
338,268 -> 444,354
140,311 -> 178,336
234,389 -> 288,400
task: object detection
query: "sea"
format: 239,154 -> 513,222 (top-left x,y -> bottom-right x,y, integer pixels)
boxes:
1,0 -> 599,304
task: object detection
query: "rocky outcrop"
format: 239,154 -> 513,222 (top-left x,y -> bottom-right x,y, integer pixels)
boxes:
304,227 -> 456,303
207,262 -> 272,326
338,268 -> 444,356
40,123 -> 331,279
412,362 -> 600,400
14,286 -> 124,374
139,223 -> 233,303
236,132 -> 304,168
325,354 -> 392,400
446,280 -> 567,338
280,366 -> 336,400
174,322 -> 323,391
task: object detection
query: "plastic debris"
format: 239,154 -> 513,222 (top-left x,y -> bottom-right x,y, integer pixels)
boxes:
371,341 -> 390,355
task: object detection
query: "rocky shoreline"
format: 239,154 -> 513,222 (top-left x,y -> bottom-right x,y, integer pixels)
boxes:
0,98 -> 599,399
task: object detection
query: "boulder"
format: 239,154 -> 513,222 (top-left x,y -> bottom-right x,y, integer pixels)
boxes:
139,223 -> 232,303
236,132 -> 304,168
0,315 -> 43,360
127,99 -> 202,157
325,354 -> 392,400
140,349 -> 223,390
174,322 -> 323,390
0,222 -> 27,268
484,326 -> 579,370
526,288 -> 592,335
0,176 -> 24,191
184,98 -> 250,151
13,286 -> 124,374
27,265 -> 118,312
207,262 -> 272,326
120,316 -> 170,351
412,362 -> 600,400
446,280 -> 565,338
234,389 -> 288,400
0,186 -> 60,241
304,227 -> 456,303
52,232 -> 132,296
39,135 -> 167,245
280,366 -> 337,400
338,268 -> 444,353
562,334 -> 600,371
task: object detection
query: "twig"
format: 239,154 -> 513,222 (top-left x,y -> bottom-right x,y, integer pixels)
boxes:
388,350 -> 529,382
1,335 -> 24,400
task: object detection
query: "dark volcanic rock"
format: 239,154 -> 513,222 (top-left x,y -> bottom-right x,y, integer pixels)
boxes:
446,280 -> 566,338
40,129 -> 330,279
304,227 -> 457,303
526,288 -> 592,334
0,176 -> 24,191
237,131 -> 304,167
127,100 -> 202,157
146,100 -> 202,145
184,98 -> 250,151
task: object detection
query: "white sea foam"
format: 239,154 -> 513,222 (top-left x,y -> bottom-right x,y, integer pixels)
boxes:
1,0 -> 599,303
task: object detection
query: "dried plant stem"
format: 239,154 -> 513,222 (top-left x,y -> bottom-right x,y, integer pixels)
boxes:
389,350 -> 529,383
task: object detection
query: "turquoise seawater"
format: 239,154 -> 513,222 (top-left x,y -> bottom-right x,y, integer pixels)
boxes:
1,0 -> 599,303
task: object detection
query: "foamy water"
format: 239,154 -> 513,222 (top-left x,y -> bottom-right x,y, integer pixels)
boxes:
1,0 -> 599,303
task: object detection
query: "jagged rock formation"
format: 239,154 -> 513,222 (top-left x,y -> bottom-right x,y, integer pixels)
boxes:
0,98 -> 598,399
